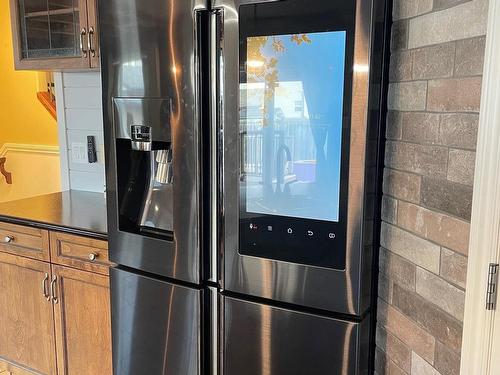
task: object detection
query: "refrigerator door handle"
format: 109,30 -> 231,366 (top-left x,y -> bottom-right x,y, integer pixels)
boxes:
210,0 -> 282,288
209,9 -> 223,285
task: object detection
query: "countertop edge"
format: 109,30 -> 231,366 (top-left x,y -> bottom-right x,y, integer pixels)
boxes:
0,214 -> 108,241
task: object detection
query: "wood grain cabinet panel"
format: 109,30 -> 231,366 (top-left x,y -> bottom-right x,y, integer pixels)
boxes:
86,0 -> 100,69
49,232 -> 111,275
51,265 -> 112,375
0,252 -> 57,375
0,222 -> 49,261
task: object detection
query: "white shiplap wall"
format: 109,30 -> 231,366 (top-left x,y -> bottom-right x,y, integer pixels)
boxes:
55,71 -> 106,192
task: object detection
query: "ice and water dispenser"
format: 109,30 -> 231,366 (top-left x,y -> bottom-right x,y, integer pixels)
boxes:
113,98 -> 174,240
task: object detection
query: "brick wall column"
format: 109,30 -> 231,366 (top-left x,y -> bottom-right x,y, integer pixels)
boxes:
376,0 -> 488,374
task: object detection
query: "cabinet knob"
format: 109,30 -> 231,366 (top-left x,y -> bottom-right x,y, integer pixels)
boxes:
3,236 -> 14,243
88,253 -> 98,261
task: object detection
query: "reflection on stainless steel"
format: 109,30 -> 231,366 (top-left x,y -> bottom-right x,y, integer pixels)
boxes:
111,269 -> 201,375
214,0 -> 375,315
155,149 -> 174,184
208,287 -> 219,375
209,11 -> 223,284
344,0 -> 373,316
223,296 -> 369,375
101,1 -> 209,374
113,99 -> 171,148
101,0 -> 207,282
139,149 -> 174,233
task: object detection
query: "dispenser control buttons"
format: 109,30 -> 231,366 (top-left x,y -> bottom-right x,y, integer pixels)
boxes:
267,226 -> 273,232
287,228 -> 293,234
328,233 -> 336,239
131,125 -> 151,142
249,223 -> 258,230
131,125 -> 152,151
307,230 -> 314,237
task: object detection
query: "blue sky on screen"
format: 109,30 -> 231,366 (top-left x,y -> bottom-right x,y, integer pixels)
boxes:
244,31 -> 346,222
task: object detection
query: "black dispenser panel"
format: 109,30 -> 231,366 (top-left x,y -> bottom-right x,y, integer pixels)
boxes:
112,98 -> 174,240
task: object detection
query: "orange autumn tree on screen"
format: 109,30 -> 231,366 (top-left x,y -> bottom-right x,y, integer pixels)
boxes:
246,34 -> 311,126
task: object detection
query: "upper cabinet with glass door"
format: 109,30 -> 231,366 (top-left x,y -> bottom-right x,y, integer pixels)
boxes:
9,0 -> 99,70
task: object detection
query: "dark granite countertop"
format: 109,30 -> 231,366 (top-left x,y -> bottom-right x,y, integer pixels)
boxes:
0,190 -> 108,240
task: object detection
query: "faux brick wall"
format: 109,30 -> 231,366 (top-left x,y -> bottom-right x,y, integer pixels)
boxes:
376,0 -> 488,374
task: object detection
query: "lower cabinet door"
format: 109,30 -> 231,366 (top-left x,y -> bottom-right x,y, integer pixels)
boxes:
223,296 -> 370,375
52,265 -> 113,375
0,252 -> 56,375
110,268 -> 202,375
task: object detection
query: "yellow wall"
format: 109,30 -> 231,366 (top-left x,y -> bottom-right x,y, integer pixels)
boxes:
0,2 -> 60,200
0,148 -> 61,202
0,0 -> 58,146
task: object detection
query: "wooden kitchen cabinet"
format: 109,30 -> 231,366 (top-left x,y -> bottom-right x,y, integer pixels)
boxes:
0,227 -> 112,375
52,265 -> 112,375
0,252 -> 57,375
9,0 -> 100,70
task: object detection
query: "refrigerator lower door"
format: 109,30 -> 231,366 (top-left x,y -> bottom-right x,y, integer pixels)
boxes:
223,296 -> 369,375
111,268 -> 202,375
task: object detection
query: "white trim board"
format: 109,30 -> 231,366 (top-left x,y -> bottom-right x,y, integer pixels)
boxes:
0,143 -> 59,157
54,72 -> 71,190
460,0 -> 500,373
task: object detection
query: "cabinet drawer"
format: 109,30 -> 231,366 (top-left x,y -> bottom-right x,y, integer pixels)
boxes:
0,222 -> 50,261
50,232 -> 111,275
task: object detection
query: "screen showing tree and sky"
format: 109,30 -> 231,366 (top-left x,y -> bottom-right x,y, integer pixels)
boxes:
240,30 -> 347,223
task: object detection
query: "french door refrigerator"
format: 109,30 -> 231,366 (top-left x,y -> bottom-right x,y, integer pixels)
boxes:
100,0 -> 389,374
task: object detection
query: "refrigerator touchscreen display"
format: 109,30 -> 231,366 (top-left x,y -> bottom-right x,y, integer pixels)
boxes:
241,31 -> 346,223
238,25 -> 352,269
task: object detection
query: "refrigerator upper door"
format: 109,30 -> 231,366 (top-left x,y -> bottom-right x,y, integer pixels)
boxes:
213,0 -> 375,315
223,296 -> 370,375
100,0 -> 208,282
111,268 -> 202,375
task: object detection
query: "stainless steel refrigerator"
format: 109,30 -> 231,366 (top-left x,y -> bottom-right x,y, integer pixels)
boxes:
100,0 -> 390,374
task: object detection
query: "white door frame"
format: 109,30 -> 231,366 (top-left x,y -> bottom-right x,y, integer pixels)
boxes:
460,0 -> 500,373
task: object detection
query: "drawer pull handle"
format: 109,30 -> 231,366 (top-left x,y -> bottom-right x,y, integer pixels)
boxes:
3,236 -> 14,243
88,253 -> 98,261
42,273 -> 50,301
50,275 -> 58,304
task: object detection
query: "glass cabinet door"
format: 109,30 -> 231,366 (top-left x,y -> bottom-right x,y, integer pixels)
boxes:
17,0 -> 88,61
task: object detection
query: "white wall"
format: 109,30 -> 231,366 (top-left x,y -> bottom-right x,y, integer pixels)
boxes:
55,71 -> 106,193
